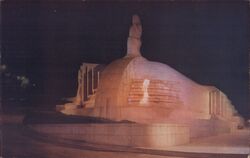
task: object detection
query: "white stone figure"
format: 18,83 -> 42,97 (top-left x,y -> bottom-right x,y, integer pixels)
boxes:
140,79 -> 150,105
126,14 -> 142,57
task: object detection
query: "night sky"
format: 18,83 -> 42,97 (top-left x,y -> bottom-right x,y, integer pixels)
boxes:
1,1 -> 249,118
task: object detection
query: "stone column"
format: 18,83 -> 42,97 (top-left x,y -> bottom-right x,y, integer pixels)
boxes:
209,92 -> 211,114
213,91 -> 216,115
222,96 -> 224,117
216,91 -> 220,115
74,69 -> 81,105
97,71 -> 100,87
81,66 -> 85,103
86,66 -> 89,98
92,67 -> 94,94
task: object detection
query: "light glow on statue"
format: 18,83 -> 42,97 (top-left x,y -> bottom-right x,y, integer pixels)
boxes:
140,79 -> 150,105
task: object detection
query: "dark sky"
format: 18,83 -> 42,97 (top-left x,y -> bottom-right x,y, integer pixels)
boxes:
1,1 -> 249,118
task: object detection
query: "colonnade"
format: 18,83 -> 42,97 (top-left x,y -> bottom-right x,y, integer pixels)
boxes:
209,89 -> 235,120
75,63 -> 104,106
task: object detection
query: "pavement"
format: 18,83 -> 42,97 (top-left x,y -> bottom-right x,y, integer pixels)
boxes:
159,129 -> 250,155
0,125 -> 185,158
2,124 -> 249,158
0,113 -> 249,158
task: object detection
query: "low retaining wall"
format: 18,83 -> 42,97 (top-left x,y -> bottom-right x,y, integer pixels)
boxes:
189,119 -> 230,139
29,123 -> 190,148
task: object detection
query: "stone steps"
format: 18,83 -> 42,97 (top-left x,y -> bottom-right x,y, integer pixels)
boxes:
128,92 -> 178,97
130,81 -> 179,91
128,79 -> 182,105
132,79 -> 180,85
128,99 -> 179,104
129,95 -> 179,100
84,93 -> 96,108
130,88 -> 180,93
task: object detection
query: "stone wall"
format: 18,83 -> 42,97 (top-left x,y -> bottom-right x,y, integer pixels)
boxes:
29,123 -> 190,148
188,119 -> 230,138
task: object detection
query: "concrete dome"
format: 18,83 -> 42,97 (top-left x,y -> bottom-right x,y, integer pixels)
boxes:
94,55 -> 210,122
96,56 -> 205,107
59,15 -> 238,125
87,15 -> 211,122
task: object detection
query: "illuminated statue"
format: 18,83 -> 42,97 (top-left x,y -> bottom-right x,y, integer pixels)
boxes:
126,14 -> 142,57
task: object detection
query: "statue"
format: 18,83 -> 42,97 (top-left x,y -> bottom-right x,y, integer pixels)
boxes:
129,15 -> 142,39
126,15 -> 142,57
